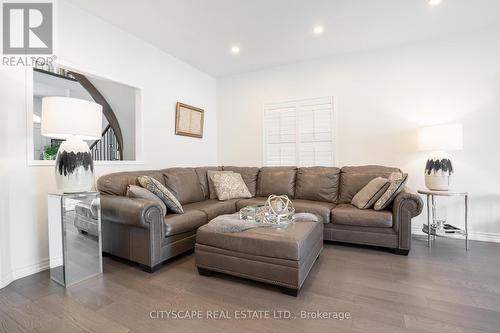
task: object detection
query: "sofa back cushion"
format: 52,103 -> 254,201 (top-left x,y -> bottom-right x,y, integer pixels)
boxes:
338,165 -> 401,204
161,168 -> 204,205
222,166 -> 260,196
256,167 -> 297,197
194,167 -> 222,198
97,170 -> 165,196
295,167 -> 340,203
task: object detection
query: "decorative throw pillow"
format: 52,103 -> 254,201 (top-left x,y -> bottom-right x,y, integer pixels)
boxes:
207,170 -> 233,199
374,172 -> 409,211
137,176 -> 184,214
351,177 -> 390,209
127,185 -> 167,217
212,172 -> 252,201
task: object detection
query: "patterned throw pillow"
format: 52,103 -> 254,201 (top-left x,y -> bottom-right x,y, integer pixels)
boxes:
212,173 -> 252,201
374,172 -> 408,211
127,185 -> 167,217
351,177 -> 390,209
207,170 -> 233,199
137,176 -> 184,214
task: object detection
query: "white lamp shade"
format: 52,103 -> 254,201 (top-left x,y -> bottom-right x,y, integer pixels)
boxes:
41,97 -> 103,140
418,123 -> 463,151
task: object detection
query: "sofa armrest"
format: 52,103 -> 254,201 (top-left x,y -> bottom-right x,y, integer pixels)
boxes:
392,188 -> 423,250
101,195 -> 163,229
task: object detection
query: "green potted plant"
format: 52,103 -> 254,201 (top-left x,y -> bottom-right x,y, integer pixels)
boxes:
43,144 -> 60,160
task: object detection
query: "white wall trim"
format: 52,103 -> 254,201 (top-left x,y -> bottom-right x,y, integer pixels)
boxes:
0,272 -> 13,290
0,258 -> 50,289
412,226 -> 500,243
26,58 -> 145,166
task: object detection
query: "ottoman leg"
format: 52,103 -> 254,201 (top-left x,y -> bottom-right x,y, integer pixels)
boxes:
197,267 -> 213,276
280,286 -> 299,297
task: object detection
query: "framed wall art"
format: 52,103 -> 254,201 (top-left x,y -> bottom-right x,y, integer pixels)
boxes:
175,102 -> 204,138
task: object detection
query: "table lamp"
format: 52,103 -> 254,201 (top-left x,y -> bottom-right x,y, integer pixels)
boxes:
41,97 -> 103,193
418,123 -> 463,191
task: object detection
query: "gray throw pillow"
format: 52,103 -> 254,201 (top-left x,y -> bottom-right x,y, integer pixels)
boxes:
374,172 -> 408,211
351,177 -> 390,209
127,185 -> 167,217
137,176 -> 184,214
212,173 -> 252,201
207,170 -> 233,199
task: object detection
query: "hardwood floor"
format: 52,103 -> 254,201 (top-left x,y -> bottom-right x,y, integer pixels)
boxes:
1,235 -> 500,333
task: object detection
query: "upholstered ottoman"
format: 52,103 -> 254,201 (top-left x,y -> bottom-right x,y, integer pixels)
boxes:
195,219 -> 323,296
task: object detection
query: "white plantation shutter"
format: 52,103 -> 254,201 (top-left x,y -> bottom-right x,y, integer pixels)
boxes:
263,97 -> 335,167
263,105 -> 296,166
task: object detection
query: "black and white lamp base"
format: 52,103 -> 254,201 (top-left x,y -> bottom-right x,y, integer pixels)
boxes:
424,151 -> 453,191
55,136 -> 94,193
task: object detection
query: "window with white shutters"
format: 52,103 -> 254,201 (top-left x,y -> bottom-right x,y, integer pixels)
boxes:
263,97 -> 335,167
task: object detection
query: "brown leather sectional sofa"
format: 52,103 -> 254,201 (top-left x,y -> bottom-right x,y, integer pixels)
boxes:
97,165 -> 423,272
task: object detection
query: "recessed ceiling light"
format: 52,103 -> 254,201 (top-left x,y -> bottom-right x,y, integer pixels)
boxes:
313,25 -> 324,35
230,45 -> 240,54
428,0 -> 442,6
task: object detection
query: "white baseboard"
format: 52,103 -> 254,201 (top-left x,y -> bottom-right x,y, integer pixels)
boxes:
412,227 -> 500,243
0,272 -> 13,289
0,258 -> 49,289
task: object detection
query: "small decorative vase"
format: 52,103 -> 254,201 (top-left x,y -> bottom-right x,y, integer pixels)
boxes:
424,151 -> 453,191
55,136 -> 94,193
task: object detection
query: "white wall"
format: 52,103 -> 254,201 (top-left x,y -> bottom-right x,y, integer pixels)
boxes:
0,0 -> 217,288
0,70 -> 13,287
217,25 -> 500,241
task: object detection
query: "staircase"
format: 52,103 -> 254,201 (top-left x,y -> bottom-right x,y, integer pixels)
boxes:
89,125 -> 122,161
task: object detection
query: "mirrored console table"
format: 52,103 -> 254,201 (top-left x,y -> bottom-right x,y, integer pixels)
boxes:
48,192 -> 102,287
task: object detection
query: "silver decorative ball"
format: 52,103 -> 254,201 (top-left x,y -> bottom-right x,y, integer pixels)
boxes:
263,195 -> 295,225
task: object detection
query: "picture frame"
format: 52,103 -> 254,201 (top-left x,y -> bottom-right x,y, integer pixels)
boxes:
175,102 -> 204,138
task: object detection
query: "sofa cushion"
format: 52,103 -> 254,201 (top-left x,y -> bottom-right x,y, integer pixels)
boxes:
194,167 -> 221,198
235,197 -> 268,210
338,165 -> 401,203
223,166 -> 260,196
162,168 -> 205,205
207,170 -> 233,199
256,167 -> 297,198
295,167 -> 340,203
137,176 -> 184,214
374,172 -> 408,211
164,209 -> 207,236
212,173 -> 252,201
183,199 -> 238,221
196,220 -> 322,261
331,204 -> 393,228
292,199 -> 336,223
126,185 -> 168,217
97,170 -> 165,196
351,177 -> 390,209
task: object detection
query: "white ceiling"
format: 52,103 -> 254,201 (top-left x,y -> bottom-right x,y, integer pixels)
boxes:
67,0 -> 500,77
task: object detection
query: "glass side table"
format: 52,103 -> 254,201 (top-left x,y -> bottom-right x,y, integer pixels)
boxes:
418,189 -> 469,251
48,192 -> 102,287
